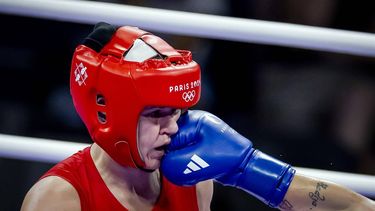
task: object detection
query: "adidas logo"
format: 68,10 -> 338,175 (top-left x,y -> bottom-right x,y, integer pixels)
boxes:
183,154 -> 210,174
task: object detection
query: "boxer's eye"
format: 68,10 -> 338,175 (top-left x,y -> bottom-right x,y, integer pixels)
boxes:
142,108 -> 179,118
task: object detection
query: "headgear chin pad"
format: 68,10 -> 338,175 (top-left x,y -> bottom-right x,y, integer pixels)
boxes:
70,22 -> 201,168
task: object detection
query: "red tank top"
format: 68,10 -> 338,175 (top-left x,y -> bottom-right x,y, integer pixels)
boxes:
41,146 -> 199,211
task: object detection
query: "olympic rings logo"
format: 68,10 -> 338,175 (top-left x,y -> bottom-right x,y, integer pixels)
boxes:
182,90 -> 196,102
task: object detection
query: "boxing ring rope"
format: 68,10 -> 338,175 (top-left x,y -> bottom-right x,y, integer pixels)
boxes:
0,133 -> 374,198
0,0 -> 374,199
1,0 -> 375,57
0,133 -> 89,164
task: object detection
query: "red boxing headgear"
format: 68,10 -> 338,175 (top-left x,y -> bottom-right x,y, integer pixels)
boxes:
70,23 -> 201,168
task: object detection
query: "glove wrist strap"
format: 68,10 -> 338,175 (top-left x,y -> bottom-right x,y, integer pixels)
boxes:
238,150 -> 296,207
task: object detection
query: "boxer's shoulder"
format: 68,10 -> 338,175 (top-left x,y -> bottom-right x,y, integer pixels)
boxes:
21,176 -> 80,211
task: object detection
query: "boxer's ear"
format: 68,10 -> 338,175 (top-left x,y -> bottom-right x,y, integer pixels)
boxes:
82,22 -> 117,52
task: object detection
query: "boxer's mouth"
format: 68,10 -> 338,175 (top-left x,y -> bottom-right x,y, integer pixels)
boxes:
155,145 -> 166,151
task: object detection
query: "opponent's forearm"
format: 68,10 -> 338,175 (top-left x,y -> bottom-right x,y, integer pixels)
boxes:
279,173 -> 375,211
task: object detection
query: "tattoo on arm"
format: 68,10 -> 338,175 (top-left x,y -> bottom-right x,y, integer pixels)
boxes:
279,199 -> 293,210
308,182 -> 328,210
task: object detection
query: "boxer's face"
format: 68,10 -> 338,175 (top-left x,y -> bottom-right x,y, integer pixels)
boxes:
138,107 -> 181,170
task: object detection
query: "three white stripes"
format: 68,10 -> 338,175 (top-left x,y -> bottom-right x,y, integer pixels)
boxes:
183,154 -> 209,174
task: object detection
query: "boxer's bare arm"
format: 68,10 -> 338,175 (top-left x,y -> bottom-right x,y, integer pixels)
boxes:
196,180 -> 214,211
21,176 -> 80,211
278,173 -> 375,211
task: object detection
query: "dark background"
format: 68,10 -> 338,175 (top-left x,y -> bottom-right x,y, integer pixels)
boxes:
0,0 -> 374,210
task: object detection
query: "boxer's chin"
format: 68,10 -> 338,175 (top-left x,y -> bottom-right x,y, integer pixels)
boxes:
143,157 -> 161,172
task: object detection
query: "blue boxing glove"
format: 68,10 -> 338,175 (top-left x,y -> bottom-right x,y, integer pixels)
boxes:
161,110 -> 296,208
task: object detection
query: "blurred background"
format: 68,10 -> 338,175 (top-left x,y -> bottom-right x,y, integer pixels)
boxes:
0,0 -> 374,210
